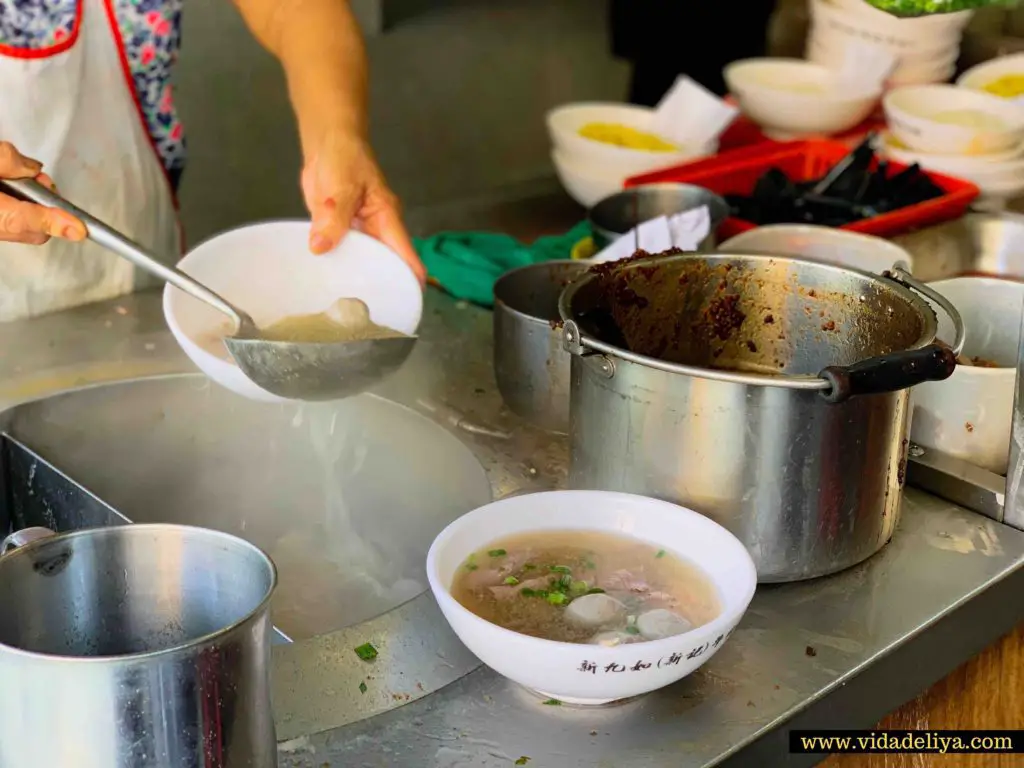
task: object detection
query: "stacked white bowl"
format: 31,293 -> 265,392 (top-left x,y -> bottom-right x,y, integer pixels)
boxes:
878,84 -> 1024,206
547,103 -> 718,208
724,58 -> 881,139
806,0 -> 972,87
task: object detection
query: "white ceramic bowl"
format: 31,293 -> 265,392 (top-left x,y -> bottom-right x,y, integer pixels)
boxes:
724,58 -> 880,139
807,35 -> 958,80
828,0 -> 973,34
957,52 -> 1024,100
876,131 -> 1024,195
883,85 -> 1024,155
426,490 -> 757,706
163,221 -> 423,402
720,225 -> 914,274
810,0 -> 965,54
551,150 -> 628,208
912,277 -> 1024,476
546,103 -> 711,175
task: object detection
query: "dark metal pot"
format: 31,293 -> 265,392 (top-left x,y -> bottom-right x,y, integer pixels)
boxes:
558,252 -> 964,582
493,261 -> 590,433
588,183 -> 730,250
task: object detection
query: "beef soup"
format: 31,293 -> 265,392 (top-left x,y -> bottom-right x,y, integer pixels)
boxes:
450,530 -> 721,646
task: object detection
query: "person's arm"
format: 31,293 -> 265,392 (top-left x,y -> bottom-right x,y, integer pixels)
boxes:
231,0 -> 424,282
0,142 -> 86,245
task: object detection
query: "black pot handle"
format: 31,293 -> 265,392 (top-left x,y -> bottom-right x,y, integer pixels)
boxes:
817,266 -> 964,404
819,343 -> 957,404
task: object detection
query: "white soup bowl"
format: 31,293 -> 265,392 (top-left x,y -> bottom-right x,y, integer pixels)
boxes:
163,221 -> 423,402
426,490 -> 757,706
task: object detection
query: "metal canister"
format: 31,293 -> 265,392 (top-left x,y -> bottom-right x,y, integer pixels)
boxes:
559,252 -> 964,582
0,524 -> 277,768
493,260 -> 590,433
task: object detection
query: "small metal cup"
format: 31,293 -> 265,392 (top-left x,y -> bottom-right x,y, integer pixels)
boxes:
588,183 -> 730,250
0,524 -> 278,768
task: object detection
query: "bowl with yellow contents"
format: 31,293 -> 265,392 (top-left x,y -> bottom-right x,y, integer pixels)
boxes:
546,103 -> 717,176
883,85 -> 1024,156
426,490 -> 757,705
958,53 -> 1024,104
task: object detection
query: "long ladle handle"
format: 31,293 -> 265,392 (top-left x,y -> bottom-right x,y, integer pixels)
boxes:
0,177 -> 249,329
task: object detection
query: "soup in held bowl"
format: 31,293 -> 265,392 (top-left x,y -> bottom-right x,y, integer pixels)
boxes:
426,491 -> 757,706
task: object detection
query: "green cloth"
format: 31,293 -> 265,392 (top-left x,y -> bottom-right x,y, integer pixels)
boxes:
415,222 -> 592,307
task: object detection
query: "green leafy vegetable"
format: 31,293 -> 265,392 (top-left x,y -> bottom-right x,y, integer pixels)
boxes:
862,0 -> 1016,16
549,565 -> 572,575
546,592 -> 568,605
359,681 -> 368,694
504,576 -> 520,586
354,643 -> 378,661
515,757 -> 531,765
569,580 -> 589,596
521,587 -> 549,598
656,549 -> 666,559
585,587 -> 606,595
488,549 -> 507,557
625,625 -> 641,636
542,699 -> 562,706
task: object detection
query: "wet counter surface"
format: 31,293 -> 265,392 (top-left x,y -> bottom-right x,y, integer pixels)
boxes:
0,203 -> 1022,767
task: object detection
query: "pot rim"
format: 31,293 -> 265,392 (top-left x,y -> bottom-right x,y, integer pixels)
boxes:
493,259 -> 590,327
557,251 -> 940,391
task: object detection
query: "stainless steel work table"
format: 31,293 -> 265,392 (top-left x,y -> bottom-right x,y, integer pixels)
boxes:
1,278 -> 1021,768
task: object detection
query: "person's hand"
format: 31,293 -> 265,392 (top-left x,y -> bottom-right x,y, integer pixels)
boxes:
0,142 -> 86,245
300,133 -> 425,285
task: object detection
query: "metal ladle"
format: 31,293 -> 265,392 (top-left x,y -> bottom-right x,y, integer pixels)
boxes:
0,178 -> 417,401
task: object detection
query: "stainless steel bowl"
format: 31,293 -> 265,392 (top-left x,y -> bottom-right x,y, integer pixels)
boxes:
588,183 -> 730,249
493,260 -> 590,433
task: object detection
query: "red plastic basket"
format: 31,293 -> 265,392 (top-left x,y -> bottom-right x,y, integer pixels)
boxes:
625,140 -> 979,241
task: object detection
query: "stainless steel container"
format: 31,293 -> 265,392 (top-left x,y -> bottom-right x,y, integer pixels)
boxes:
588,183 -> 730,250
0,524 -> 277,768
559,253 -> 964,582
493,260 -> 589,433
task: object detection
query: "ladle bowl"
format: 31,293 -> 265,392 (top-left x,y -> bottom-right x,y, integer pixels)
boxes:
0,179 -> 422,402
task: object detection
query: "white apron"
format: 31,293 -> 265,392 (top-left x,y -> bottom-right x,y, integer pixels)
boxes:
0,0 -> 179,322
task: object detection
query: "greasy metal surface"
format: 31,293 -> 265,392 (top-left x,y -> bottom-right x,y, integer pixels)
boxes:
492,261 -> 589,433
906,442 -> 1008,524
0,376 -> 492,740
0,524 -> 277,768
561,252 -> 936,382
0,207 -> 1020,765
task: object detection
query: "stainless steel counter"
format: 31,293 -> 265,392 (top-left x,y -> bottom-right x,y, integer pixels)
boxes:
1,272 -> 1023,767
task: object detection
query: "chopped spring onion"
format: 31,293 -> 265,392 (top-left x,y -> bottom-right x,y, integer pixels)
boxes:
354,643 -> 378,661
488,549 -> 507,557
503,576 -> 520,586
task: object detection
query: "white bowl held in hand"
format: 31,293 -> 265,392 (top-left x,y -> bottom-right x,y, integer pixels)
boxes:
163,221 -> 423,402
724,58 -> 880,140
883,85 -> 1024,155
426,490 -> 757,706
911,277 -> 1024,476
720,225 -> 914,275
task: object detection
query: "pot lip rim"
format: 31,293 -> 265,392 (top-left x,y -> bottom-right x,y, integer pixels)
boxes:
557,251 -> 937,390
494,259 -> 590,328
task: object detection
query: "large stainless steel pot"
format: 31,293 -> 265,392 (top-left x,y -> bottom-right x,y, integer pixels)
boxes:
0,524 -> 277,768
558,252 -> 965,582
493,260 -> 590,433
